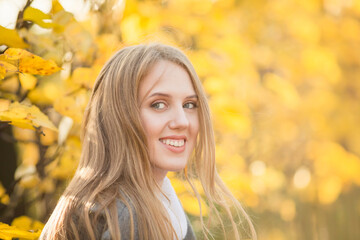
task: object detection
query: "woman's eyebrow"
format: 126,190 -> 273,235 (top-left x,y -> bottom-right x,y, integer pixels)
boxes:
185,94 -> 198,99
146,93 -> 198,99
147,92 -> 170,99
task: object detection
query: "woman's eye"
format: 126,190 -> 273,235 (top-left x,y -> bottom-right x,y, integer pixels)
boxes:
184,102 -> 197,109
151,102 -> 166,110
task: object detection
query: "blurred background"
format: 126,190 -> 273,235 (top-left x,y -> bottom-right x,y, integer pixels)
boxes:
0,0 -> 360,239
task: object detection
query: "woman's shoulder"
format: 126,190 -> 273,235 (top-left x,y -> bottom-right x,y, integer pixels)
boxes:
115,199 -> 136,220
100,199 -> 138,240
100,197 -> 197,240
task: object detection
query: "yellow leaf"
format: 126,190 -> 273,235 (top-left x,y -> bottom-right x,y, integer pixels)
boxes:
310,141 -> 360,185
0,60 -> 18,80
0,101 -> 57,131
167,0 -> 212,15
0,99 -> 10,112
220,164 -> 253,200
94,35 -> 122,65
210,96 -> 252,138
40,128 -> 57,146
19,73 -> 37,90
11,216 -> 44,232
50,137 -> 81,179
318,176 -> 342,205
0,183 -> 10,205
264,168 -> 285,191
0,74 -> 19,93
23,7 -> 54,29
120,14 -> 143,43
39,177 -> 55,193
0,66 -> 5,80
14,165 -> 36,180
72,67 -> 98,89
203,76 -> 231,95
52,10 -> 74,33
3,48 -> 32,60
20,175 -> 40,189
3,48 -> 61,75
12,126 -> 37,141
0,26 -> 29,48
179,193 -> 208,217
51,2 -> 74,32
301,47 -> 341,84
63,22 -> 96,66
287,14 -> 320,44
21,143 -> 40,165
280,199 -> 296,221
21,57 -> 60,76
51,0 -> 66,14
54,90 -> 89,124
27,79 -> 63,105
168,177 -> 187,195
0,222 -> 40,240
263,73 -> 300,109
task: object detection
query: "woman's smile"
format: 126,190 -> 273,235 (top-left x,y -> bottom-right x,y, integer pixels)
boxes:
159,135 -> 187,153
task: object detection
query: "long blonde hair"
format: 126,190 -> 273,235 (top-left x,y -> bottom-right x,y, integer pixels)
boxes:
41,43 -> 257,240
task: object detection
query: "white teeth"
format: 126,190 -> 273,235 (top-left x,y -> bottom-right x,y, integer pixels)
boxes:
161,139 -> 185,147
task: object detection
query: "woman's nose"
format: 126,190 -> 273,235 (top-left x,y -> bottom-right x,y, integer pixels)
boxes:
168,106 -> 189,129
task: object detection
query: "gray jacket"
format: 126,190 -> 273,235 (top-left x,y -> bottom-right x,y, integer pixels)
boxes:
100,200 -> 196,240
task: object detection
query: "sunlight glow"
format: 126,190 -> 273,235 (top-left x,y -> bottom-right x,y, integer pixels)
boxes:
250,160 -> 266,176
293,166 -> 311,189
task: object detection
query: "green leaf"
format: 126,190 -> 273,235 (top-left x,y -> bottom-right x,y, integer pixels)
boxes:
0,26 -> 29,48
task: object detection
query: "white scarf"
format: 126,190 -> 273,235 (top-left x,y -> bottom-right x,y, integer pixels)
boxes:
160,177 -> 188,240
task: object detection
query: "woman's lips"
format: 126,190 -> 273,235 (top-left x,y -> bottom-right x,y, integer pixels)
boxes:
159,137 -> 186,153
160,141 -> 186,153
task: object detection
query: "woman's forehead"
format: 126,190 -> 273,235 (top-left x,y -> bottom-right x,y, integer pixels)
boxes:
138,60 -> 195,103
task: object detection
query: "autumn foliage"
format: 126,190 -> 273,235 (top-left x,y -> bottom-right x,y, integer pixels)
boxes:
0,0 -> 360,239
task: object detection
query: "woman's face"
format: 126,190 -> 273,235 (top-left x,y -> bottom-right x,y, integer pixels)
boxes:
138,60 -> 199,183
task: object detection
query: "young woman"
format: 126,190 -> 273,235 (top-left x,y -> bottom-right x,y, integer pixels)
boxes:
40,43 -> 257,240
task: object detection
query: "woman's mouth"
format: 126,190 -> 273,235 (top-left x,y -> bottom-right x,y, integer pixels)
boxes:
160,139 -> 185,147
159,137 -> 187,153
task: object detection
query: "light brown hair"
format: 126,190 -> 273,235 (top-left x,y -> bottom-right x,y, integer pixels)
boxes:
40,43 -> 257,240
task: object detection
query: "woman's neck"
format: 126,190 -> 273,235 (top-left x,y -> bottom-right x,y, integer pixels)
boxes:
152,167 -> 168,186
